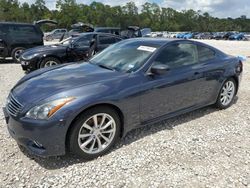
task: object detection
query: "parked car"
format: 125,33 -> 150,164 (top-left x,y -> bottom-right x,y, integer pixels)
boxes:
229,33 -> 245,40
20,32 -> 123,72
194,32 -> 214,40
65,23 -> 151,40
176,32 -> 188,39
183,32 -> 198,39
212,32 -> 225,40
0,20 -> 57,62
244,33 -> 250,41
69,22 -> 120,35
223,32 -> 235,40
3,38 -> 243,159
44,29 -> 67,41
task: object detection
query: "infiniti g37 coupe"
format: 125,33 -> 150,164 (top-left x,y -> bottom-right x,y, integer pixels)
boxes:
3,39 -> 243,159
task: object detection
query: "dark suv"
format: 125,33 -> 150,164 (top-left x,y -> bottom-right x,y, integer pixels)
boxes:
0,20 -> 57,62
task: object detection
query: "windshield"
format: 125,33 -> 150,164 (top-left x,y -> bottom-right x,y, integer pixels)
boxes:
90,40 -> 159,73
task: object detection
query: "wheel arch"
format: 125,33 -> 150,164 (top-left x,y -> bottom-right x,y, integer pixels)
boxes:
231,75 -> 239,95
65,103 -> 125,150
38,55 -> 62,68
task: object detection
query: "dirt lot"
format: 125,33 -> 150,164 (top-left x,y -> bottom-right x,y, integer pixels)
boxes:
0,40 -> 250,188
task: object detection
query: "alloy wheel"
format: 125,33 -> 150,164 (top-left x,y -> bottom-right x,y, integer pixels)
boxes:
14,49 -> 23,61
220,80 -> 235,106
78,113 -> 116,154
44,61 -> 58,67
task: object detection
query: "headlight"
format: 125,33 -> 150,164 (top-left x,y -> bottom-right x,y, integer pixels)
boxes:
26,97 -> 75,120
23,53 -> 39,60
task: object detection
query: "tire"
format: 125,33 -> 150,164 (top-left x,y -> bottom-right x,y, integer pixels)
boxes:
40,57 -> 60,69
68,106 -> 121,160
215,78 -> 237,109
11,47 -> 25,63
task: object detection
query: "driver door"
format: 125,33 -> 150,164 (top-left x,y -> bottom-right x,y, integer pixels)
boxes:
68,35 -> 94,61
140,42 -> 205,123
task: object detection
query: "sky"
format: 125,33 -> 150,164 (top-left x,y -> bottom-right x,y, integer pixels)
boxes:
21,0 -> 250,18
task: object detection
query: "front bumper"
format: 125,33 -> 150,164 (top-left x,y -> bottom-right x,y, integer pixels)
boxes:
2,107 -> 67,157
20,58 -> 40,72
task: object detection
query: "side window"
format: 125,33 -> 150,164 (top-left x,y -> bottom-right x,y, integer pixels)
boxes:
97,29 -> 109,33
0,25 -> 4,35
99,36 -> 116,44
8,25 -> 38,36
60,29 -> 66,33
74,36 -> 91,47
197,45 -> 216,62
21,26 -> 38,35
154,43 -> 198,69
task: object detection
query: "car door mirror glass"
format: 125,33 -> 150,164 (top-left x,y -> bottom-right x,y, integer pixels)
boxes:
150,64 -> 170,75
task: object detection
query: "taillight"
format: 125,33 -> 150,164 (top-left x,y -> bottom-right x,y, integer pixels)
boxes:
236,60 -> 243,73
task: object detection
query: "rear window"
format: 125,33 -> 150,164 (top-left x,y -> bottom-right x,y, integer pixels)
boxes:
198,45 -> 216,62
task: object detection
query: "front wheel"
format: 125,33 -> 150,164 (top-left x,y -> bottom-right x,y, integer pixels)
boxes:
215,78 -> 236,109
68,106 -> 121,159
40,57 -> 60,69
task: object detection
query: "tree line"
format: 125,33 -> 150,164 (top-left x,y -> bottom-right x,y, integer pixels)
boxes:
1,0 -> 250,32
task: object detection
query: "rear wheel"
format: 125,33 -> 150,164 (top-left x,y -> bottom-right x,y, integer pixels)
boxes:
40,57 -> 60,68
215,78 -> 236,109
68,106 -> 121,159
11,47 -> 25,63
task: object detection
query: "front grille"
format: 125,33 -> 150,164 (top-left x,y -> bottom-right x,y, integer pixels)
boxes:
6,93 -> 23,117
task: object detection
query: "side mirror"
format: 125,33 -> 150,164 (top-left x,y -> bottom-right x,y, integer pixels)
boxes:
150,64 -> 170,75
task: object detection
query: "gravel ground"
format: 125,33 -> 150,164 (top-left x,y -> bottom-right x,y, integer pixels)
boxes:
0,40 -> 250,188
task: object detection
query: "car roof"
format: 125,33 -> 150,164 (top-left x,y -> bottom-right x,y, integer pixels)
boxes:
0,22 -> 34,26
77,32 -> 123,38
120,38 -> 222,52
95,27 -> 120,30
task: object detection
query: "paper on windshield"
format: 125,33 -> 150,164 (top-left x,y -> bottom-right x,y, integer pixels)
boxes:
137,46 -> 157,52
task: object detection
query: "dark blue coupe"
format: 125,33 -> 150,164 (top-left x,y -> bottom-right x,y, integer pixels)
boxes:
3,38 -> 243,159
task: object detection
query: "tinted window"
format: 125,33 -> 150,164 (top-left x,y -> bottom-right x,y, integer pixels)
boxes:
0,25 -> 5,35
198,45 -> 216,62
96,29 -> 109,33
74,35 -> 93,47
154,43 -> 198,68
99,36 -> 116,44
7,25 -> 38,36
60,29 -> 67,33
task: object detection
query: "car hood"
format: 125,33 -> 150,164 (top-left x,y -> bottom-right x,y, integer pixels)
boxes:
22,45 -> 67,58
12,63 -> 124,104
